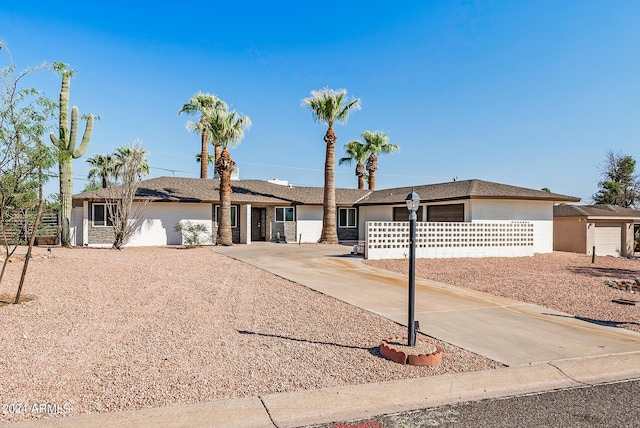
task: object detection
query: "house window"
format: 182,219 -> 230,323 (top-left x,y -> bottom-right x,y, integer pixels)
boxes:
427,204 -> 464,222
214,205 -> 238,228
393,206 -> 423,221
339,208 -> 357,228
275,207 -> 295,222
92,203 -> 117,227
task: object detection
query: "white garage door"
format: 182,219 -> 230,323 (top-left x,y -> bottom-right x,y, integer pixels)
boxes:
594,226 -> 621,256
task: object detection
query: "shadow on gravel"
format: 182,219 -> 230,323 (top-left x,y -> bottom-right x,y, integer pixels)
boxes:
542,312 -> 639,328
238,330 -> 383,357
567,266 -> 640,278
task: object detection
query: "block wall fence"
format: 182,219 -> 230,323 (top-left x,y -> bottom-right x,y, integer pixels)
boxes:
365,221 -> 537,260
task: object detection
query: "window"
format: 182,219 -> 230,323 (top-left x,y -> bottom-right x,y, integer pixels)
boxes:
275,207 -> 295,222
393,206 -> 423,221
427,204 -> 464,222
214,205 -> 238,228
339,208 -> 357,228
93,203 -> 117,227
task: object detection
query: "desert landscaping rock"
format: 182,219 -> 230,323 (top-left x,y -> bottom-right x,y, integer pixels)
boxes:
0,246 -> 501,424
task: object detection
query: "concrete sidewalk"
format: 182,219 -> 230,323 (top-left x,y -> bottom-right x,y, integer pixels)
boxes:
12,243 -> 640,427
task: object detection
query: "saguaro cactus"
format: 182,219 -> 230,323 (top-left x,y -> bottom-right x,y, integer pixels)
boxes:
50,66 -> 94,247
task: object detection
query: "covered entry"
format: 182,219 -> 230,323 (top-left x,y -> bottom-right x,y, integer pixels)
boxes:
251,207 -> 266,241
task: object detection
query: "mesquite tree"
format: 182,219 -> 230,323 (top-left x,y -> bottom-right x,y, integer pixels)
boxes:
49,63 -> 94,247
0,42 -> 56,302
105,141 -> 150,249
593,150 -> 640,208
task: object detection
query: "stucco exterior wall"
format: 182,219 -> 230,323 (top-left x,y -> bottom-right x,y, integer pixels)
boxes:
469,199 -> 554,254
553,217 -> 587,253
86,202 -> 213,247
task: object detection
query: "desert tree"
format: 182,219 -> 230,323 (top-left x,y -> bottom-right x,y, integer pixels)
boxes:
179,93 -> 227,179
303,88 -> 361,243
0,42 -> 56,302
593,150 -> 640,208
104,140 -> 151,249
213,109 -> 251,246
339,140 -> 369,190
362,130 -> 398,191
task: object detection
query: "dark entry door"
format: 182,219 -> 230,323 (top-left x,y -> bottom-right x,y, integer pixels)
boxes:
251,208 -> 266,241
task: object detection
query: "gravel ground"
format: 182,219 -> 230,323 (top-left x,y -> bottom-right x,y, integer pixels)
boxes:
0,246 -> 501,424
365,252 -> 640,334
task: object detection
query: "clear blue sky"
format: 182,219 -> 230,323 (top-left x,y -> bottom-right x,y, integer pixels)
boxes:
2,1 -> 640,202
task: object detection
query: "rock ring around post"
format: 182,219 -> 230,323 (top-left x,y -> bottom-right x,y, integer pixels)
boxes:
379,337 -> 443,366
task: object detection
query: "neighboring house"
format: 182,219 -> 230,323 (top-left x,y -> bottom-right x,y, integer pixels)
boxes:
71,177 -> 580,258
553,204 -> 640,257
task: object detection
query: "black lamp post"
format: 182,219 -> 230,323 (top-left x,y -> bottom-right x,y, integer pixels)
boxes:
405,188 -> 420,346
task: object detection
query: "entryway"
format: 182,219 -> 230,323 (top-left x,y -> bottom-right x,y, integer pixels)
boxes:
251,207 -> 266,241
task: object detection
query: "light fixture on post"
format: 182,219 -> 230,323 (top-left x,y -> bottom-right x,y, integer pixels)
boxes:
405,188 -> 420,346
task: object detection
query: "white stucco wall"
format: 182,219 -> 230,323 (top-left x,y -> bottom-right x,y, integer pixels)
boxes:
469,199 -> 554,254
296,205 -> 323,243
125,202 -> 212,246
358,205 -> 394,240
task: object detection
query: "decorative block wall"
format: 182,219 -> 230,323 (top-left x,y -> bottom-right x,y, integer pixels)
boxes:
365,221 -> 535,260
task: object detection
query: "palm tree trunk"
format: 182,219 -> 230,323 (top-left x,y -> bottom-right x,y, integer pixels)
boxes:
216,149 -> 234,246
200,129 -> 208,179
214,144 -> 221,166
368,170 -> 376,190
356,161 -> 365,190
321,126 -> 339,244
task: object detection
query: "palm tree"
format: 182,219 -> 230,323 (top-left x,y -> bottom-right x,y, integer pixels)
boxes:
362,130 -> 398,190
303,88 -> 361,243
213,110 -> 252,246
86,154 -> 116,188
179,93 -> 227,179
196,153 -> 215,177
339,140 -> 369,190
113,146 -> 150,182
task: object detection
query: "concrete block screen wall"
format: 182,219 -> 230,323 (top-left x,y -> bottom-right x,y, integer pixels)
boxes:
365,221 -> 536,260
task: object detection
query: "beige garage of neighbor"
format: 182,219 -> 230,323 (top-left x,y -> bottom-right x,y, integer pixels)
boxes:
553,205 -> 640,257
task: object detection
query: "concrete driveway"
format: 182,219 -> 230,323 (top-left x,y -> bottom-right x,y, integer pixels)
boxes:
214,243 -> 640,366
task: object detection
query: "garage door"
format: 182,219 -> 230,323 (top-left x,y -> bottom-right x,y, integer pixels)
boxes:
594,226 -> 621,256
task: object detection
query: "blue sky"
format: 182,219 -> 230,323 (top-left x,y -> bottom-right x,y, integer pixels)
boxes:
2,1 -> 640,202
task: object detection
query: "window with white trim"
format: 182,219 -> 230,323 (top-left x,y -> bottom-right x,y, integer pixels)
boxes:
92,203 -> 117,227
338,207 -> 357,228
275,207 -> 295,222
214,205 -> 238,228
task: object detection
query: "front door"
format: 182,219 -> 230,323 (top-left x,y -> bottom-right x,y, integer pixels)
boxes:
251,208 -> 266,241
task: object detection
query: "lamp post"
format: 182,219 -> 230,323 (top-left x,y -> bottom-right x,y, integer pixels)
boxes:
405,188 -> 420,346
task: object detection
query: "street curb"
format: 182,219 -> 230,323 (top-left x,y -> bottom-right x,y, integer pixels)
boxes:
10,352 -> 640,428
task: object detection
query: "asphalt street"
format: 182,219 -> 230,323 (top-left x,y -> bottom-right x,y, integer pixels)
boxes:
306,379 -> 640,428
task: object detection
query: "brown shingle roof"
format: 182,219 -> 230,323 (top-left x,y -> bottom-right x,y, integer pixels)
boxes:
554,204 -> 640,218
73,177 -> 370,205
356,179 -> 580,205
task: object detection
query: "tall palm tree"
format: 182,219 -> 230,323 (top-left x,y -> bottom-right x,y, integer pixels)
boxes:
213,110 -> 252,246
113,146 -> 150,182
196,153 -> 214,177
179,93 -> 227,179
339,140 -> 369,190
303,88 -> 361,243
362,130 -> 398,190
86,154 -> 116,189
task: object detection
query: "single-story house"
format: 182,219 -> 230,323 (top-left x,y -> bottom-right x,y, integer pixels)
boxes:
71,177 -> 579,258
553,204 -> 640,257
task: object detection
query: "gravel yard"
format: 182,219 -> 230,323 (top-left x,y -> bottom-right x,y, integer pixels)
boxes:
365,252 -> 640,334
0,246 -> 501,424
